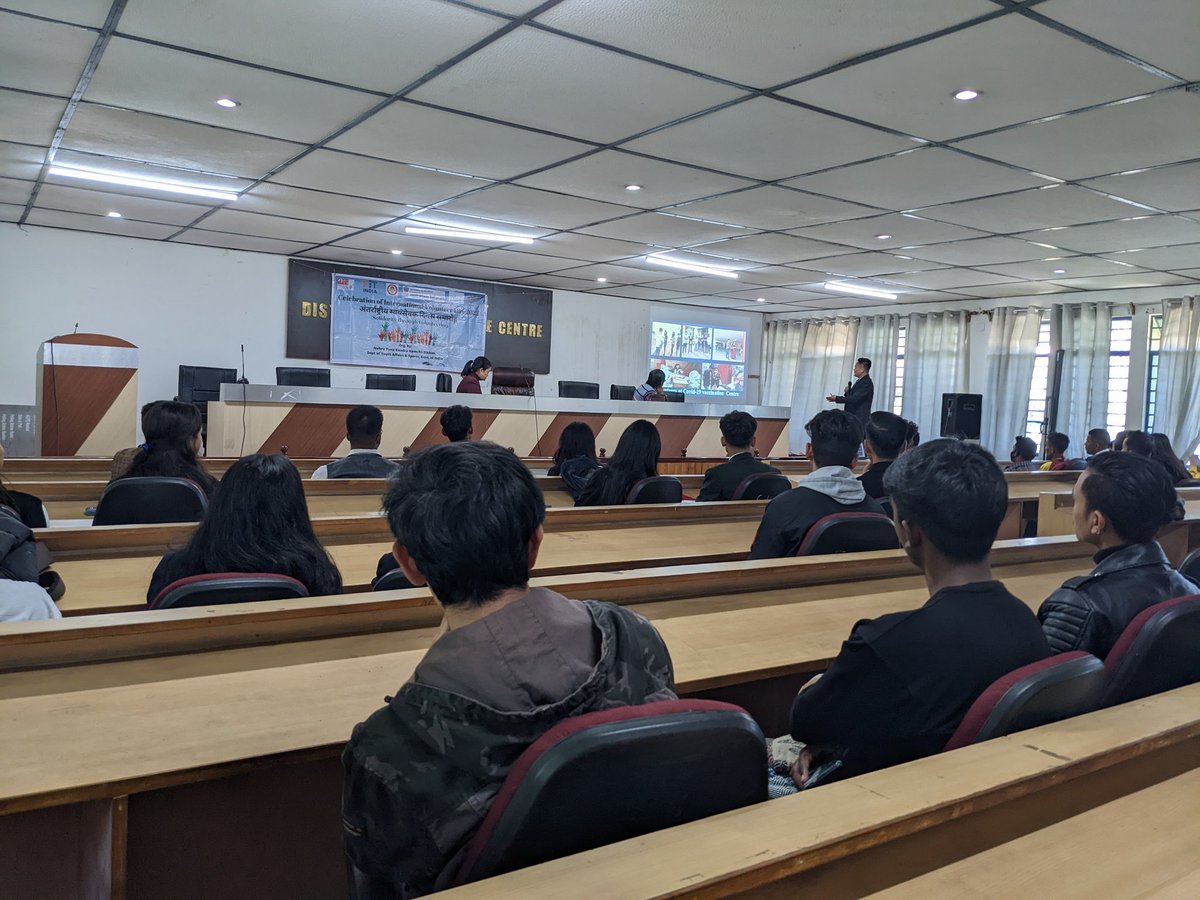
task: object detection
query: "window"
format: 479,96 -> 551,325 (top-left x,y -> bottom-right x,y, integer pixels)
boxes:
1025,315 -> 1052,444
892,324 -> 906,415
1106,316 -> 1132,437
1146,312 -> 1162,431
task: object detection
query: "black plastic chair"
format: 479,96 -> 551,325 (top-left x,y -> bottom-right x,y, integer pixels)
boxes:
878,497 -> 894,520
276,366 -> 330,387
610,384 -> 635,401
150,573 -> 308,610
730,473 -> 792,501
558,380 -> 600,399
366,374 -> 415,391
793,512 -> 900,556
435,373 -> 452,393
372,568 -> 415,591
1179,549 -> 1200,583
1100,595 -> 1200,707
944,651 -> 1107,750
92,477 -> 208,526
663,391 -> 685,403
625,476 -> 683,504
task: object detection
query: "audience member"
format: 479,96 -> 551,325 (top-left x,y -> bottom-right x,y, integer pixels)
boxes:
118,400 -> 218,496
0,501 -> 60,622
0,442 -> 47,528
697,411 -> 780,501
1006,436 -> 1040,472
110,446 -> 138,480
547,421 -> 602,501
1149,433 -> 1195,485
456,356 -> 492,394
750,410 -> 884,558
440,405 -> 473,443
341,442 -> 675,895
858,411 -> 907,499
312,406 -> 400,480
904,420 -> 921,451
145,454 -> 342,605
634,368 -> 667,401
1038,452 -> 1196,657
1083,428 -> 1112,462
788,440 -> 1050,785
1112,430 -> 1128,452
1041,432 -> 1072,471
576,419 -> 661,507
1121,430 -> 1154,457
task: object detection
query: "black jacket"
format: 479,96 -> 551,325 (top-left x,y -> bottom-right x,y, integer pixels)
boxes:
697,453 -> 780,502
835,376 -> 874,424
857,460 -> 893,500
749,475 -> 884,559
1038,542 -> 1200,658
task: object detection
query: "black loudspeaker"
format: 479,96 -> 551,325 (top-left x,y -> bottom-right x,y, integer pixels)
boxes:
941,393 -> 982,439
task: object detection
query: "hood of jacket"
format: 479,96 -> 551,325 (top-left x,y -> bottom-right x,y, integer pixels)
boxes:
800,465 -> 867,505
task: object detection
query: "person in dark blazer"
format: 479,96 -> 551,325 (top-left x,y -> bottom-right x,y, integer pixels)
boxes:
697,411 -> 781,501
788,439 -> 1050,786
827,357 -> 874,425
858,411 -> 907,500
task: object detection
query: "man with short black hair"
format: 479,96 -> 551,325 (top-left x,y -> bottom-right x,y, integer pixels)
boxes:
312,405 -> 399,479
788,440 -> 1050,785
440,405 -> 473,442
1007,435 -> 1039,472
1042,431 -> 1073,471
750,410 -> 884,558
1038,453 -> 1197,657
342,442 -> 676,895
634,368 -> 667,401
1084,428 -> 1112,461
826,357 -> 874,425
858,411 -> 907,499
697,411 -> 781,501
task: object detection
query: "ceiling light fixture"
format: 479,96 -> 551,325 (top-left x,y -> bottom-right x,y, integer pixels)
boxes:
404,225 -> 534,244
643,254 -> 739,279
105,211 -> 122,218
48,165 -> 240,201
390,250 -> 403,255
953,89 -> 980,101
875,233 -> 892,240
624,184 -> 642,191
1053,268 -> 1066,274
215,97 -> 241,108
596,277 -> 608,282
756,297 -> 767,302
822,280 -> 898,301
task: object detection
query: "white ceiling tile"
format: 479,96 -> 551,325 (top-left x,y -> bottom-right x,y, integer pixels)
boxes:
791,213 -> 989,249
541,262 -> 675,284
917,185 -> 1146,232
297,245 -> 435,269
781,15 -> 1168,141
785,147 -> 1044,209
3,1 -> 111,27
955,92 -> 1200,180
2,201 -> 25,220
508,273 -> 599,292
536,0 -> 993,88
34,183 -> 215,226
527,231 -> 649,261
956,282 -> 1073,298
1082,161 -> 1200,214
1048,272 -> 1191,290
1170,269 -> 1200,282
172,230 -> 312,255
436,184 -> 636,231
272,149 -> 487,207
723,287 -> 829,304
330,101 -> 590,181
979,256 -> 1144,279
85,38 -> 382,144
374,223 -> 543,257
1041,0 -> 1200,81
624,97 -> 913,181
63,104 -> 305,178
736,265 -> 827,287
1020,215 -> 1200,254
581,210 -> 747,246
688,232 -> 847,265
330,229 -> 471,259
1102,244 -> 1200,270
0,90 -> 68,146
194,208 -> 353,244
905,236 -> 1052,265
447,248 -> 589,274
0,141 -> 46,181
592,285 -> 698,301
669,185 -> 876,230
234,182 -> 407,229
26,207 -> 178,239
802,252 -> 943,278
0,177 -> 31,206
474,1 -> 549,14
119,0 -> 503,93
0,13 -> 96,95
633,274 -> 752,294
408,260 -> 528,282
409,27 -> 743,143
881,268 -> 1022,290
515,150 -> 752,209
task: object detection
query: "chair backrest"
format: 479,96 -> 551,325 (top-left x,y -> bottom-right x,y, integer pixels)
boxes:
365,373 -> 415,392
452,700 -> 766,885
92,477 -> 208,526
878,497 -> 894,520
435,373 -> 453,393
663,390 -> 685,403
1100,595 -> 1200,707
1179,549 -> 1200,583
793,512 -> 900,556
491,367 -> 534,396
625,476 -> 683,504
177,365 -> 237,405
558,380 -> 599,400
610,384 -> 635,401
731,473 -> 792,501
372,568 -> 414,591
944,651 -> 1108,751
276,366 -> 330,387
150,573 -> 308,610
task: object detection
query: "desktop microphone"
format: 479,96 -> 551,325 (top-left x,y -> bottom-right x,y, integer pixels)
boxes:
237,343 -> 249,384
73,323 -> 79,334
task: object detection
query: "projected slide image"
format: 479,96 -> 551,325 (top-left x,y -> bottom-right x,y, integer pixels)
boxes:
649,319 -> 748,399
681,325 -> 713,359
713,329 -> 745,362
651,323 -> 682,358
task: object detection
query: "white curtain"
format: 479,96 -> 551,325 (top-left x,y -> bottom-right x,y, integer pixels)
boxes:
760,318 -> 804,406
855,314 -> 901,419
1153,296 -> 1200,457
980,307 -> 1042,457
1055,302 -> 1111,453
901,310 -> 970,444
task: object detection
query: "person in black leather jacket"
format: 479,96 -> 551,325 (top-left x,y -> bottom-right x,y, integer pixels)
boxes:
1038,452 -> 1199,657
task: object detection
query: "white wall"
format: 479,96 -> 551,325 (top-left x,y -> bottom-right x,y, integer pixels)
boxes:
0,225 -> 763,422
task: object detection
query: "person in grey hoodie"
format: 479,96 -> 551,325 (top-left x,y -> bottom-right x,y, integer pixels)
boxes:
750,410 -> 885,558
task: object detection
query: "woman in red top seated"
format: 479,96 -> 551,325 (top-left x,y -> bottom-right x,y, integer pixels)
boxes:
456,356 -> 492,394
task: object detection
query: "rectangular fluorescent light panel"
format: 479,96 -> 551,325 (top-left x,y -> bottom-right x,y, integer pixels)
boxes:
644,255 -> 739,279
404,226 -> 534,244
822,281 -> 898,301
48,166 -> 240,202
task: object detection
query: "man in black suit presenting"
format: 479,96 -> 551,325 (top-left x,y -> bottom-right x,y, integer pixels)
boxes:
827,357 -> 874,425
697,411 -> 781,501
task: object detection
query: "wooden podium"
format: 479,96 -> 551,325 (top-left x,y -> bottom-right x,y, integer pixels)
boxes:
36,334 -> 139,456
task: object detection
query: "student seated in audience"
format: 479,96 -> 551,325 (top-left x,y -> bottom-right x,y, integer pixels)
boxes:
0,501 -> 60,622
750,410 -> 884,558
145,454 -> 342,604
456,356 -> 491,394
788,440 -> 1051,786
1040,432 -> 1073,471
440,404 -> 473,443
904,419 -> 920,451
341,442 -> 675,895
634,368 -> 667,401
311,406 -> 400,480
117,400 -> 218,497
1121,429 -> 1153,457
697,410 -> 780,501
1083,428 -> 1112,463
1149,433 -> 1197,485
1006,435 -> 1040,472
0,442 -> 48,528
858,411 -> 908,500
1112,430 -> 1128,452
575,419 -> 661,506
1038,452 -> 1197,657
547,421 -> 602,501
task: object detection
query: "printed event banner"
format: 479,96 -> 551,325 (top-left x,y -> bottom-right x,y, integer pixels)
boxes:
329,273 -> 488,370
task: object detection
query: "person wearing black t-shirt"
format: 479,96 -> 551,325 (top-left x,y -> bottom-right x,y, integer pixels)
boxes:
857,411 -> 907,500
788,439 -> 1050,786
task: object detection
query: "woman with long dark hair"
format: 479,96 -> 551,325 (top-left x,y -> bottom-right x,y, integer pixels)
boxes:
457,356 -> 492,394
119,400 -> 218,496
548,421 -> 602,501
145,454 -> 342,605
575,419 -> 660,507
1149,433 -> 1195,485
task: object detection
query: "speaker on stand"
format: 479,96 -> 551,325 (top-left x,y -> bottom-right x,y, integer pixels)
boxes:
941,393 -> 983,440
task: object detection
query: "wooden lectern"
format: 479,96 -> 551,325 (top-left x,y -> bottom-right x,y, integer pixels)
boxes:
36,334 -> 139,456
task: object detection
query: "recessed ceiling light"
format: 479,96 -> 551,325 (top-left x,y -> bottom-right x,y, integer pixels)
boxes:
625,184 -> 642,191
596,277 -> 608,282
953,89 -> 980,101
643,254 -> 739,279
48,165 -> 240,201
1053,268 -> 1066,274
390,249 -> 403,255
105,211 -> 122,218
875,233 -> 892,240
404,225 -> 534,244
756,297 -> 767,302
822,281 -> 898,301
215,97 -> 240,108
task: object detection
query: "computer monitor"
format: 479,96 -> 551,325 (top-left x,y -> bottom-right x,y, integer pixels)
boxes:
276,367 -> 331,387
